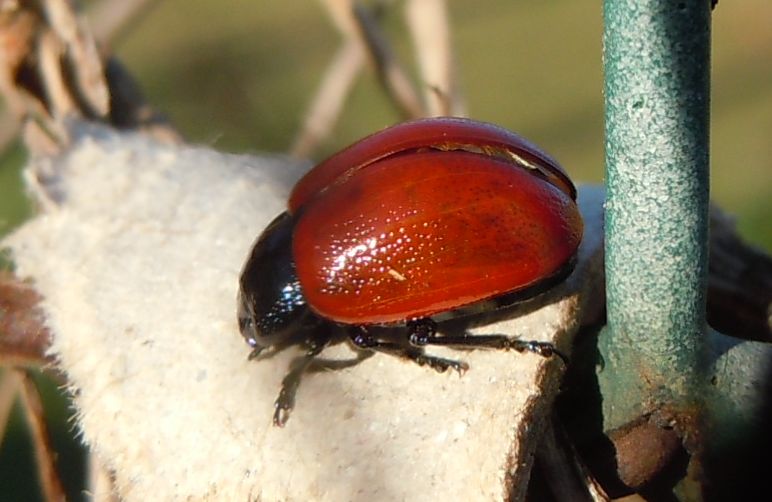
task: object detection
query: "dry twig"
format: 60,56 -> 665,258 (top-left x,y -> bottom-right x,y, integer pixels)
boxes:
0,0 -> 169,154
404,0 -> 465,116
352,2 -> 423,118
290,0 -> 368,157
292,0 -> 430,157
0,369 -> 20,446
16,369 -> 67,502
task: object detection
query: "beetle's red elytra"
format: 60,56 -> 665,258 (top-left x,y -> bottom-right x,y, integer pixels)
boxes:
293,149 -> 581,324
238,117 -> 583,426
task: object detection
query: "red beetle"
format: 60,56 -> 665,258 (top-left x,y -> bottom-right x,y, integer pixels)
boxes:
238,117 -> 583,425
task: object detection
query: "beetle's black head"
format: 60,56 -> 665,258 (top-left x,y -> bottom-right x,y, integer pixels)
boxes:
238,212 -> 319,350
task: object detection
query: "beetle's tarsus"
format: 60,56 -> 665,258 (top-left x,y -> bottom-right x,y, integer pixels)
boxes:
406,318 -> 569,365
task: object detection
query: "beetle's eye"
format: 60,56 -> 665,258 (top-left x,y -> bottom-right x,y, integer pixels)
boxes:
239,316 -> 257,346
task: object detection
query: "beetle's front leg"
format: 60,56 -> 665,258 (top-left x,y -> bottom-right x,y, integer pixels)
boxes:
273,332 -> 330,426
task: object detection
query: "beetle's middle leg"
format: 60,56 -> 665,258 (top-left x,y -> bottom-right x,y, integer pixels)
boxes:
407,318 -> 568,364
348,327 -> 468,374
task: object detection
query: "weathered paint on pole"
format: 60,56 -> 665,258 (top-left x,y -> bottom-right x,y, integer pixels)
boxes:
599,0 -> 711,429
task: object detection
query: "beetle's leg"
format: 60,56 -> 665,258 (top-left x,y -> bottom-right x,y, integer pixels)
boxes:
348,328 -> 468,374
273,333 -> 330,427
407,319 -> 568,365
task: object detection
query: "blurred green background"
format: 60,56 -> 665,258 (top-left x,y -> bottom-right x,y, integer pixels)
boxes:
0,0 -> 770,248
0,1 -> 770,500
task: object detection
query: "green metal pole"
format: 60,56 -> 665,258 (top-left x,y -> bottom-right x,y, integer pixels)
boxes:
597,1 -> 772,493
599,0 -> 711,429
600,0 -> 772,438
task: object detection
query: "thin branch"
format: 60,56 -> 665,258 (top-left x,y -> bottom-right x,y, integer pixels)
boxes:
290,38 -> 365,157
352,2 -> 424,119
293,0 -> 426,157
42,0 -> 110,118
404,0 -> 465,116
37,28 -> 78,117
17,369 -> 67,502
0,369 -> 20,450
291,0 -> 368,157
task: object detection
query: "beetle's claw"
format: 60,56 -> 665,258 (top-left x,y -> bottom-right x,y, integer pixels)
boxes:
523,341 -> 569,365
273,400 -> 292,427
